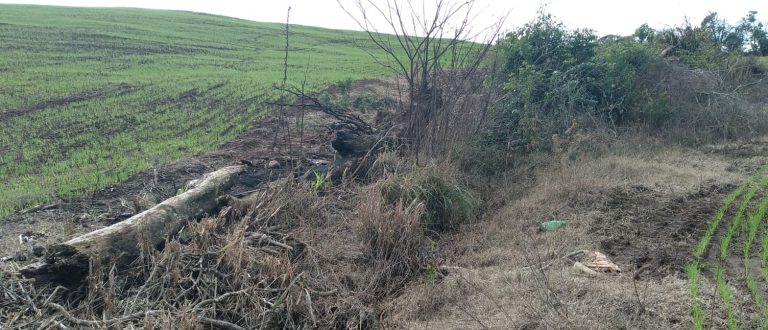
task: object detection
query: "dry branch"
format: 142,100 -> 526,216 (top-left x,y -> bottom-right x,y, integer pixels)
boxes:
19,165 -> 245,285
272,86 -> 373,135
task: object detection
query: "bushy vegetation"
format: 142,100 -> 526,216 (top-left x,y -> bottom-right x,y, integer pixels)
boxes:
0,5 -> 391,218
472,10 -> 768,168
482,12 -> 664,151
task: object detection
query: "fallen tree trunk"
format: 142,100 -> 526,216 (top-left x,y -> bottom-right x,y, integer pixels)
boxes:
20,165 -> 245,285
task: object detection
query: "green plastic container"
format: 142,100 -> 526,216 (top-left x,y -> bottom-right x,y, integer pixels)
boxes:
540,220 -> 566,232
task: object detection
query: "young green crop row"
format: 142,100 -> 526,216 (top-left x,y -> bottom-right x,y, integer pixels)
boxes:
688,165 -> 768,329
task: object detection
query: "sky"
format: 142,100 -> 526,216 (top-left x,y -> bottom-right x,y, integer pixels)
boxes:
0,0 -> 766,38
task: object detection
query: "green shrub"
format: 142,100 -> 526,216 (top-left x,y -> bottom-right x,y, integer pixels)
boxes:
379,166 -> 479,231
490,11 -> 662,151
592,40 -> 662,123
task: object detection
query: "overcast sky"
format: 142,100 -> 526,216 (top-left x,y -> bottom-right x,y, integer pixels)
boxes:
1,0 -> 766,37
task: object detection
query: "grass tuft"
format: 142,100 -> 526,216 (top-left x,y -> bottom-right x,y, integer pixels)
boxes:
379,165 -> 479,231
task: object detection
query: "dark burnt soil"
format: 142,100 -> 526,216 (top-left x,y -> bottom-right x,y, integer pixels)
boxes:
592,183 -> 735,279
0,78 -> 397,259
0,112 -> 331,258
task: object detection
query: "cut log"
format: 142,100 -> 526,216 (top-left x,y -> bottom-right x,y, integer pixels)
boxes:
19,165 -> 245,285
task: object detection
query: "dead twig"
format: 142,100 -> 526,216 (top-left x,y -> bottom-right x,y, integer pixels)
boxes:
270,86 -> 373,134
193,289 -> 250,310
48,302 -> 246,330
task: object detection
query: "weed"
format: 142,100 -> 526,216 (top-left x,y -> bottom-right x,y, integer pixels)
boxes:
312,171 -> 329,191
176,181 -> 192,195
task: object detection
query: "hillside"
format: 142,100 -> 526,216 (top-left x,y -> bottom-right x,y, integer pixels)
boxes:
0,5 -> 389,217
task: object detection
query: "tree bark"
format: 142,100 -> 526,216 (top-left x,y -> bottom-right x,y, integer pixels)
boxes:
19,165 -> 244,285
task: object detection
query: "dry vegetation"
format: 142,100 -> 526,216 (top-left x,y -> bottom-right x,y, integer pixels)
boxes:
387,137 -> 768,329
6,131 -> 768,329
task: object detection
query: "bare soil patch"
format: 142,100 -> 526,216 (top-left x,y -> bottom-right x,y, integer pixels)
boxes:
594,184 -> 733,279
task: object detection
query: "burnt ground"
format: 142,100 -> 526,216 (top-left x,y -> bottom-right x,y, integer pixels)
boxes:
0,78 -> 400,260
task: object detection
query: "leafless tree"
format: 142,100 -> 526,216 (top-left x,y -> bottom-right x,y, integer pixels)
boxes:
273,6 -> 292,154
338,0 -> 507,157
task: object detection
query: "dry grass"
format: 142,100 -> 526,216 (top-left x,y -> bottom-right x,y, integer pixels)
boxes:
1,161 -> 461,329
385,137 -> 768,329
1,180 -> 354,329
355,187 -> 428,294
2,183 -> 321,329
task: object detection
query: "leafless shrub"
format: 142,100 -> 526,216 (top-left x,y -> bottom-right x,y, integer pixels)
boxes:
635,58 -> 768,144
338,0 -> 507,156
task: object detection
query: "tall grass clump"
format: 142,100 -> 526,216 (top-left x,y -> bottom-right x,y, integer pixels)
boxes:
378,166 -> 479,231
355,188 -> 428,286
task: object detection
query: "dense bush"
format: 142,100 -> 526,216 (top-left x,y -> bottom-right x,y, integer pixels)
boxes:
488,12 -> 663,150
653,11 -> 768,68
466,10 -> 768,174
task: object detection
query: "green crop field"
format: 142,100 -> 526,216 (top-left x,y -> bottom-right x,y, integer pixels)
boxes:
688,164 -> 768,329
0,5 -> 393,218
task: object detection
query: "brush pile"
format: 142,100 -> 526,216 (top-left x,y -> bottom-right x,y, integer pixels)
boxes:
1,183 -> 355,329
